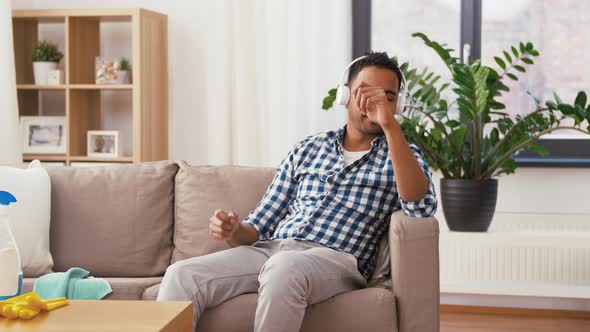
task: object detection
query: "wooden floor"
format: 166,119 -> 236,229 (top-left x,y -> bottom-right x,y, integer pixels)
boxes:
441,306 -> 590,332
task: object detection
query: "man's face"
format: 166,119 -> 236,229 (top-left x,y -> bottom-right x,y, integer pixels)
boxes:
346,66 -> 399,136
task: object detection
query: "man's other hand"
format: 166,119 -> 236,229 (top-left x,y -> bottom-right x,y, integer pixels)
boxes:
209,209 -> 240,241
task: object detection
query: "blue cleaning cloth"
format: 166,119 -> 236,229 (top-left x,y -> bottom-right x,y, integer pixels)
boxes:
33,267 -> 112,300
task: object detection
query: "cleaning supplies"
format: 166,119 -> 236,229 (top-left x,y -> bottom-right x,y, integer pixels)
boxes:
0,291 -> 68,320
0,191 -> 22,301
34,267 -> 112,300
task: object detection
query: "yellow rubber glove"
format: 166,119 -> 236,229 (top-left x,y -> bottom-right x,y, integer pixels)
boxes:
0,292 -> 68,320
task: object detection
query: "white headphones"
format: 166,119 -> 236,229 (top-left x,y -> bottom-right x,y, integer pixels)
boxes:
335,55 -> 407,113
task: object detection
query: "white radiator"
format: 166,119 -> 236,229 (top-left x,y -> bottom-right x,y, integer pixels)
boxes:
439,212 -> 590,298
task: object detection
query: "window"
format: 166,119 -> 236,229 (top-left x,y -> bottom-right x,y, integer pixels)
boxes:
371,0 -> 461,87
357,0 -> 590,166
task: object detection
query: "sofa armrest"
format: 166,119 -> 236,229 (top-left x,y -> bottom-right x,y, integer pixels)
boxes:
389,210 -> 439,332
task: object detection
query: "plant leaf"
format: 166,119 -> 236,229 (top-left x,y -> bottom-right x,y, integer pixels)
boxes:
322,88 -> 337,110
527,142 -> 549,157
574,91 -> 587,108
575,105 -> 586,123
500,158 -> 517,176
490,128 -> 499,142
412,32 -> 458,69
521,57 -> 534,64
496,81 -> 510,92
513,65 -> 526,72
446,120 -> 461,128
490,101 -> 506,109
494,57 -> 506,70
553,92 -> 563,104
458,104 -> 474,120
511,46 -> 519,57
526,91 -> 540,105
506,73 -> 518,81
430,127 -> 442,140
557,103 -> 574,115
503,51 -> 512,64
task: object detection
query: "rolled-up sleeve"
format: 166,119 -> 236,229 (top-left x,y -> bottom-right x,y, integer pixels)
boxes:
398,143 -> 438,217
242,145 -> 299,239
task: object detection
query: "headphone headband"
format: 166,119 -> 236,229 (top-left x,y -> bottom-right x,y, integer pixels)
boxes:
339,55 -> 368,86
335,54 -> 407,112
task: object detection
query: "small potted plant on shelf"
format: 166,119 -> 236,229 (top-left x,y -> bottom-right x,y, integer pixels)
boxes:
323,33 -> 590,232
31,41 -> 64,85
115,57 -> 131,84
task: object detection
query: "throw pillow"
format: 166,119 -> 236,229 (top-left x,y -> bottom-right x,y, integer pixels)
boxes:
0,160 -> 53,277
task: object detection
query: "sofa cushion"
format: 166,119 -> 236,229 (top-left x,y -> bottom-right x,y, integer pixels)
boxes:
142,283 -> 160,301
24,277 -> 162,301
46,161 -> 178,277
196,288 -> 397,332
102,277 -> 163,300
172,162 -> 275,263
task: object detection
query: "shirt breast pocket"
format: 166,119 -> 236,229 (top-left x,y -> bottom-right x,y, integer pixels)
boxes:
347,169 -> 387,189
295,169 -> 330,202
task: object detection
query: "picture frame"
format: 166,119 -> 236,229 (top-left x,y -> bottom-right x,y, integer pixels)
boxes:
96,57 -> 131,84
20,116 -> 67,154
87,130 -> 120,158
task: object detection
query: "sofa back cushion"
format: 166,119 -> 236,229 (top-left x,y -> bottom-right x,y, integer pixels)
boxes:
172,162 -> 275,263
46,161 -> 178,277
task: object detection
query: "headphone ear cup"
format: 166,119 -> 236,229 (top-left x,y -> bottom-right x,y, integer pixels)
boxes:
335,85 -> 350,106
396,91 -> 406,114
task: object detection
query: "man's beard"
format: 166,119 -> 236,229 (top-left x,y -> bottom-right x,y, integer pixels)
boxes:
358,117 -> 384,136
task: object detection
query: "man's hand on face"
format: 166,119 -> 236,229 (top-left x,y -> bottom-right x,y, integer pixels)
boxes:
209,209 -> 240,241
353,82 -> 399,131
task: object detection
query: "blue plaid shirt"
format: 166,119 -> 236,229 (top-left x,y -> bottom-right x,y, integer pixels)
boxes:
243,125 -> 437,278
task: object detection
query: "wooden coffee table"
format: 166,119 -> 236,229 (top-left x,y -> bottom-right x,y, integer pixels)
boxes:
0,300 -> 192,332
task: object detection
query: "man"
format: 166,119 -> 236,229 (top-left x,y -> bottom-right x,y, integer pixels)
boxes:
157,52 -> 437,332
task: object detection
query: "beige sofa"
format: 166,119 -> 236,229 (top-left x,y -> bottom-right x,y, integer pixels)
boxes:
22,161 -> 440,332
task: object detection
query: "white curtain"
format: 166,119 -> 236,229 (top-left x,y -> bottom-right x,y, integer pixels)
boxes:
204,0 -> 351,166
0,0 -> 22,166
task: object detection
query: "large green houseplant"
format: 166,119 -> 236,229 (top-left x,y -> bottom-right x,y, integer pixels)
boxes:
323,33 -> 590,231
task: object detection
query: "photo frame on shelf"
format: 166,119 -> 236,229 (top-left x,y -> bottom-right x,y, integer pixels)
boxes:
96,57 -> 131,84
20,116 -> 67,154
87,130 -> 120,158
95,57 -> 117,84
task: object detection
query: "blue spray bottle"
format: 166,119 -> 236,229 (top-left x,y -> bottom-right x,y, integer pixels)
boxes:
0,190 -> 22,300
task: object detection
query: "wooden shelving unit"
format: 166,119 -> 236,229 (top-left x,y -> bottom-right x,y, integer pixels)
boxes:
13,8 -> 168,166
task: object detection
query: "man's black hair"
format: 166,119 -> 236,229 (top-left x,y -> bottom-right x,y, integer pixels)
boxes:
347,51 -> 403,90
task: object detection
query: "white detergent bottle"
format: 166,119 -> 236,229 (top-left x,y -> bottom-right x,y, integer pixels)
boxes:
0,190 -> 22,300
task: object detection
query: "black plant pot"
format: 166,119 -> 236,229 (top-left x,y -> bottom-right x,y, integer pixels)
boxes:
440,178 -> 498,232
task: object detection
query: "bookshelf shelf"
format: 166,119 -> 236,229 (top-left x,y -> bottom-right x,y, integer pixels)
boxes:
69,156 -> 133,163
23,154 -> 66,162
69,84 -> 133,90
17,84 -> 67,90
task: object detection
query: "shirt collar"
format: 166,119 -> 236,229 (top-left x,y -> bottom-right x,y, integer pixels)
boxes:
334,124 -> 385,152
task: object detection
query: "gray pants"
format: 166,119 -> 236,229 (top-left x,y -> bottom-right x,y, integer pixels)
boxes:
156,238 -> 366,332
